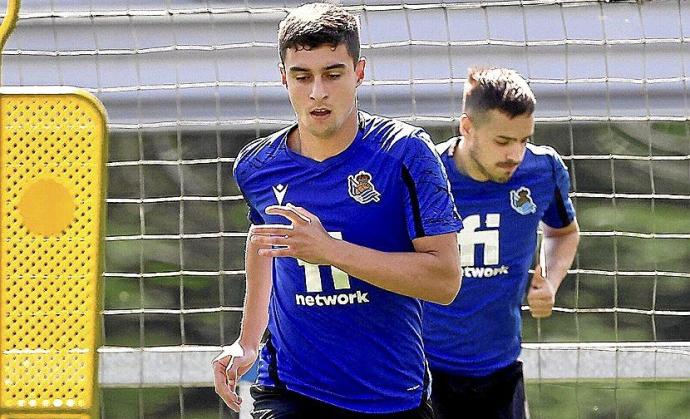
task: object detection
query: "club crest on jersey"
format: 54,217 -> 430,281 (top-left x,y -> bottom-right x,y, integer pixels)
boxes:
348,171 -> 381,204
510,187 -> 537,215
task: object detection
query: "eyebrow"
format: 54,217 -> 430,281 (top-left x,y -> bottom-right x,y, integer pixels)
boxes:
497,134 -> 533,141
288,63 -> 348,73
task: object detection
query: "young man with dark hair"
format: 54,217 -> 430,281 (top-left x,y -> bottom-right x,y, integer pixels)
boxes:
423,67 -> 580,419
212,3 -> 463,418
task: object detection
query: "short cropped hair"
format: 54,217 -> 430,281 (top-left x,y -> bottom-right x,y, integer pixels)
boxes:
463,67 -> 536,123
278,2 -> 360,64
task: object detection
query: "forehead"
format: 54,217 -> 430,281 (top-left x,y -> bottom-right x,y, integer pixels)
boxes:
283,43 -> 354,70
482,110 -> 534,134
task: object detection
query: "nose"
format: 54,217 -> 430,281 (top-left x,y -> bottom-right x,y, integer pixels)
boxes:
506,142 -> 525,163
310,78 -> 328,101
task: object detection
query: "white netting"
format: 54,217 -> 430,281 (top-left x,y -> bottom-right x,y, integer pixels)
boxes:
1,0 -> 688,417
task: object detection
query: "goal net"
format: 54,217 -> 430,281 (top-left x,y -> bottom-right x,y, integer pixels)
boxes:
2,0 -> 688,418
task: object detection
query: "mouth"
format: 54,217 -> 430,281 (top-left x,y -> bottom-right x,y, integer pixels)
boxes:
310,108 -> 331,119
497,163 -> 519,171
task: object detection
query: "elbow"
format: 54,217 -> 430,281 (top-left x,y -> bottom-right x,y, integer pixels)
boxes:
433,264 -> 461,305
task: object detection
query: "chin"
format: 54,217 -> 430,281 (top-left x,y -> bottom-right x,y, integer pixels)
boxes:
308,127 -> 336,140
492,174 -> 513,183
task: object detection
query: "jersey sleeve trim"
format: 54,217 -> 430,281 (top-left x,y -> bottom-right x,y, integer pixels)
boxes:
553,186 -> 574,227
402,164 -> 425,238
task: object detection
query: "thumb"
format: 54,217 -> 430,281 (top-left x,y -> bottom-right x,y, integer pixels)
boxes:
227,353 -> 255,377
213,342 -> 246,379
286,202 -> 314,217
531,265 -> 546,287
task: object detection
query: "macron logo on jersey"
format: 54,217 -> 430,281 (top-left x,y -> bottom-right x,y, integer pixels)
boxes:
272,184 -> 288,205
458,214 -> 510,279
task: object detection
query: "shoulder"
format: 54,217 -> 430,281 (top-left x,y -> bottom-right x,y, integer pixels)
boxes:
233,126 -> 290,180
525,143 -> 568,174
435,137 -> 458,157
358,112 -> 437,162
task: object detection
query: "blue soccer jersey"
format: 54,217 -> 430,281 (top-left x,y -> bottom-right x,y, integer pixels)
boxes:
233,112 -> 462,413
423,138 -> 576,377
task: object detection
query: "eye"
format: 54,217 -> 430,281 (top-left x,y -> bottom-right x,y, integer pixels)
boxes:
327,73 -> 341,80
295,74 -> 311,82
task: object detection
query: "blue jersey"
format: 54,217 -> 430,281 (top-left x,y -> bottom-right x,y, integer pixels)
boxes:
233,112 -> 462,413
423,138 -> 576,377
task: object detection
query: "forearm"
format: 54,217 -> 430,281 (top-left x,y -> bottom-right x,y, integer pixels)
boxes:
541,221 -> 580,291
326,233 -> 460,304
237,238 -> 272,350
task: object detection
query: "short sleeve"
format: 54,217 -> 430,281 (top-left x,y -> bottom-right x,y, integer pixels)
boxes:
397,131 -> 463,240
233,157 -> 265,226
541,152 -> 576,228
245,201 -> 264,225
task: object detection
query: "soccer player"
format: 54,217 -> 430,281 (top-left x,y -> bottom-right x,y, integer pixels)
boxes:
423,68 -> 580,419
212,3 -> 463,418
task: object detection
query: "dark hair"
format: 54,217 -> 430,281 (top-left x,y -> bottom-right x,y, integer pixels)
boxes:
463,67 -> 536,122
278,2 -> 360,64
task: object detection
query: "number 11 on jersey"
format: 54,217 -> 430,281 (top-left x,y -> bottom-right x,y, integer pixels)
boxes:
297,232 -> 351,292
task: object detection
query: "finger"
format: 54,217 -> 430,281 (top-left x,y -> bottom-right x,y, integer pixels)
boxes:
257,247 -> 294,258
251,224 -> 294,235
266,205 -> 311,225
212,357 -> 228,371
530,269 -> 546,289
213,368 -> 241,411
223,367 -> 243,408
533,264 -> 543,276
250,230 -> 291,238
250,235 -> 290,247
286,203 -> 316,222
531,297 -> 551,306
529,298 -> 552,312
528,287 -> 546,298
531,309 -> 552,319
211,343 -> 246,411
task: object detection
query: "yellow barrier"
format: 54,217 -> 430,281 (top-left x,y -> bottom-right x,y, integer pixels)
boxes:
0,88 -> 106,418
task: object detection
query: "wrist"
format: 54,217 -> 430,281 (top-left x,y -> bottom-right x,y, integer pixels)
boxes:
236,337 -> 260,353
323,236 -> 347,267
546,272 -> 564,292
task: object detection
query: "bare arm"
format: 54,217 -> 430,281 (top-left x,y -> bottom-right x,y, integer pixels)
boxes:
541,219 -> 580,290
528,219 -> 580,318
327,232 -> 460,304
251,204 -> 461,305
212,229 -> 272,411
237,231 -> 273,350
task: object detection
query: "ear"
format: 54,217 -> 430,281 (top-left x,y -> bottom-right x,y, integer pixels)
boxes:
279,63 -> 287,88
355,58 -> 366,86
459,113 -> 473,138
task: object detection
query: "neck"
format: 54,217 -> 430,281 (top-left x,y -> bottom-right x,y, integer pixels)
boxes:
454,137 -> 489,182
288,110 -> 359,162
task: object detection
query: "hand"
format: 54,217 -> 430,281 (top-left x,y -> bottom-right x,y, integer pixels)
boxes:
527,264 -> 555,319
212,342 -> 258,412
249,203 -> 336,265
